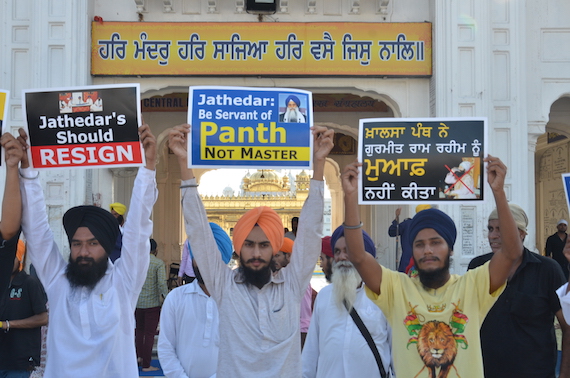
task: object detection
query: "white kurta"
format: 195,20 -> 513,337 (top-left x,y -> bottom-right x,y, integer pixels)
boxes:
557,283 -> 570,324
158,281 -> 219,378
182,178 -> 324,377
20,167 -> 157,378
302,285 -> 393,378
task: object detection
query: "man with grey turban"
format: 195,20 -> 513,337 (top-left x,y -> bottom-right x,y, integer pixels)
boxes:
340,155 -> 524,378
468,204 -> 569,378
18,124 -> 158,378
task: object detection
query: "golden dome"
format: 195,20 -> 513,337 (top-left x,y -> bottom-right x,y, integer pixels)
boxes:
250,169 -> 279,182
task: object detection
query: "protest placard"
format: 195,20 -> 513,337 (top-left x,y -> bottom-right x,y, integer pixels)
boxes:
0,90 -> 9,165
358,117 -> 487,204
188,86 -> 313,169
23,84 -> 144,169
562,173 -> 570,213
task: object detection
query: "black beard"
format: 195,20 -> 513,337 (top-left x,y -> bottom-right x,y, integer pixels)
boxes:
414,253 -> 451,289
240,257 -> 272,288
66,255 -> 108,290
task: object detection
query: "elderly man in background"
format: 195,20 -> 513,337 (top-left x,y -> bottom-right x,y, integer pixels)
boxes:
302,225 -> 392,377
470,205 -> 570,378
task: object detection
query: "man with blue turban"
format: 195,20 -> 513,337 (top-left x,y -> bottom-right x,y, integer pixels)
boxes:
302,225 -> 392,377
158,223 -> 232,378
340,155 -> 523,378
279,95 -> 306,123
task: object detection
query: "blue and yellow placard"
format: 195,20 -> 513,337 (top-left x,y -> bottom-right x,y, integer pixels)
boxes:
358,117 -> 487,204
188,86 -> 312,169
0,90 -> 9,165
562,173 -> 570,214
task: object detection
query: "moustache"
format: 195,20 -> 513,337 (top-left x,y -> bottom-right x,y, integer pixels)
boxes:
419,256 -> 440,263
246,258 -> 267,264
75,256 -> 95,264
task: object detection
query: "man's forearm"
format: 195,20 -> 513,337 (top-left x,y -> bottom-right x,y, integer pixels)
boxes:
0,164 -> 22,240
560,325 -> 570,377
4,312 -> 48,329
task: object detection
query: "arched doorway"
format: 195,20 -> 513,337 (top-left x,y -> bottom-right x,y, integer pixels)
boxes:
535,96 -> 570,254
138,89 -> 400,269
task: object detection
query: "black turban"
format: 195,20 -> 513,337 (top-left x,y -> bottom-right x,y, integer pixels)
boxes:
63,206 -> 120,255
407,208 -> 457,252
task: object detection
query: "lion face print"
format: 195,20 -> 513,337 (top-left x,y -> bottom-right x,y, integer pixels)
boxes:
404,301 -> 469,378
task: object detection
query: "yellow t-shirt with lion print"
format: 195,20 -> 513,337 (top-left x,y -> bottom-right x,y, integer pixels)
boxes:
366,261 -> 504,378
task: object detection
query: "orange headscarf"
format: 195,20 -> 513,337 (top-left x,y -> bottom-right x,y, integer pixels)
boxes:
280,238 -> 294,254
16,240 -> 26,271
233,206 -> 284,255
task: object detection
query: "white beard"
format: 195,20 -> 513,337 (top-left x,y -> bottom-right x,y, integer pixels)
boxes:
331,260 -> 362,311
283,107 -> 305,123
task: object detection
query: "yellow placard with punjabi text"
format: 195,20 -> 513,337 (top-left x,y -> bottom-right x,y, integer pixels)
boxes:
91,22 -> 432,76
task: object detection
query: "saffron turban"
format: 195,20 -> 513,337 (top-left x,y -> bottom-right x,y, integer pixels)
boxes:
109,202 -> 127,216
488,203 -> 528,234
63,205 -> 120,255
233,206 -> 284,255
16,239 -> 25,262
16,240 -> 25,271
415,204 -> 432,214
321,236 -> 333,258
188,223 -> 233,264
280,238 -> 294,254
407,208 -> 457,251
331,225 -> 376,257
285,95 -> 301,107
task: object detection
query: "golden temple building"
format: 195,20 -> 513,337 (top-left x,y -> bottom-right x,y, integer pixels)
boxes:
201,169 -> 313,237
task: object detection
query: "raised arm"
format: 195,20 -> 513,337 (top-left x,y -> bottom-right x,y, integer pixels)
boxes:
487,155 -> 523,293
341,160 -> 383,295
0,132 -> 24,240
18,128 -> 67,288
287,126 -> 333,295
169,124 -> 229,300
115,123 -> 158,299
310,125 -> 334,181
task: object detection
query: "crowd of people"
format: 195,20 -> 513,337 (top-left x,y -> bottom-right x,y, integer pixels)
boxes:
2,123 -> 570,378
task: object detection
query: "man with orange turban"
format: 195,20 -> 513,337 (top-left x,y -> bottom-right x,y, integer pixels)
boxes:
169,123 -> 333,377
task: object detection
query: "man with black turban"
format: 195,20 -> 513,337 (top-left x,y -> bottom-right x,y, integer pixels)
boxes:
341,155 -> 523,378
18,124 -> 158,378
279,95 -> 306,123
168,123 -> 333,377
